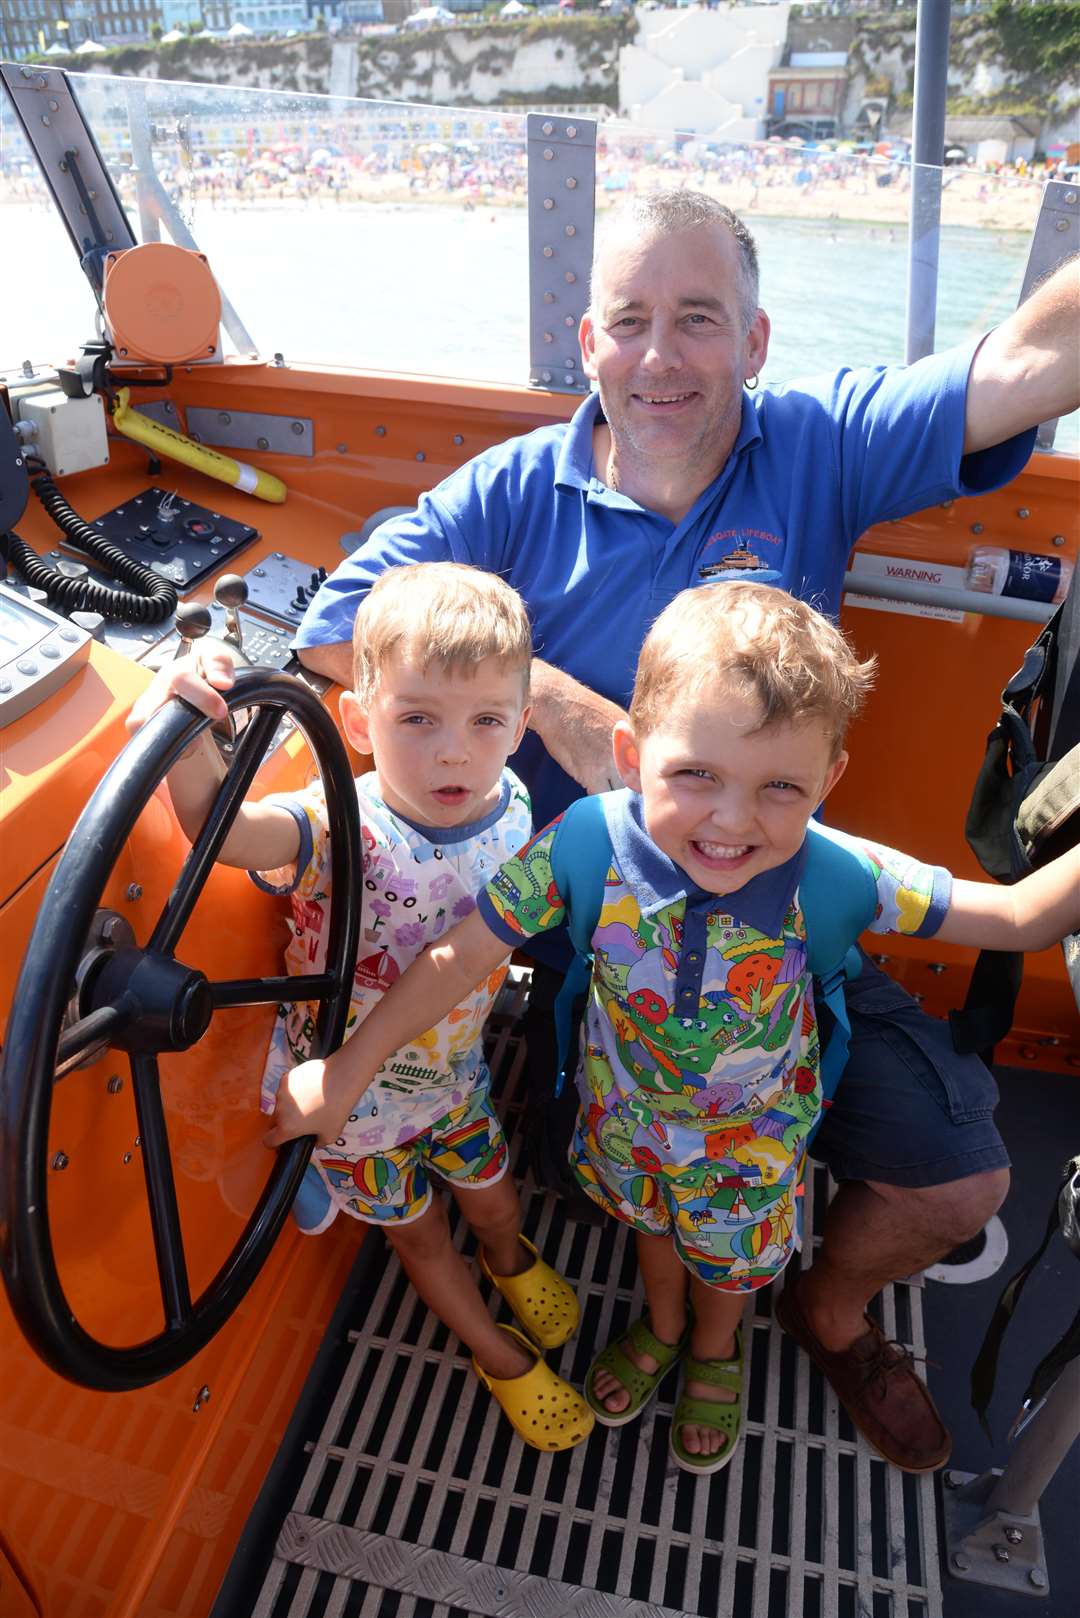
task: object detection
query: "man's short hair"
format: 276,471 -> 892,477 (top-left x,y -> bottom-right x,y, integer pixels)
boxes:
351,562 -> 532,705
591,191 -> 761,332
631,581 -> 876,757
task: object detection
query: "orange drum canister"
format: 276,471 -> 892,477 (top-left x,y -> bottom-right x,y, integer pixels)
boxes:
102,241 -> 222,365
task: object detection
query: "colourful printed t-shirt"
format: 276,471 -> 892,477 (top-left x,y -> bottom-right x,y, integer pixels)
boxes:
253,768 -> 531,1155
477,792 -> 951,1191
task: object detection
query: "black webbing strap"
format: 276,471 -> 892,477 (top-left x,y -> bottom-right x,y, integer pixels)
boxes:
971,1155 -> 1080,1439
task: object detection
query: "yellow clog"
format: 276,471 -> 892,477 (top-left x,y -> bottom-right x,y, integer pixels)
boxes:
472,1325 -> 594,1452
479,1233 -> 580,1349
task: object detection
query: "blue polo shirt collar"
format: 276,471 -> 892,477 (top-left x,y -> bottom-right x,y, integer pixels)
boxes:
604,789 -> 806,934
554,392 -> 763,505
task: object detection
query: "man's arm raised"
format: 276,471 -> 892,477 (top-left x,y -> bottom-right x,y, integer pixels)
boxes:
297,639 -> 353,686
528,657 -> 627,795
964,254 -> 1080,455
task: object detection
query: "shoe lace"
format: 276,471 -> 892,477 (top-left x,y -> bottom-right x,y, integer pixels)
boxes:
862,1334 -> 936,1399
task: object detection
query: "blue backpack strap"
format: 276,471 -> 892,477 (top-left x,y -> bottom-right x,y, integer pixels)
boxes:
800,822 -> 880,1131
547,794 -> 613,1096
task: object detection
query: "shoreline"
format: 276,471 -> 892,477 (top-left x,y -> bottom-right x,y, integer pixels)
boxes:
2,166 -> 1042,236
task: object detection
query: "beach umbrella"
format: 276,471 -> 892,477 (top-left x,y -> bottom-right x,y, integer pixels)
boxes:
74,38 -> 107,53
228,21 -> 254,36
160,28 -> 185,42
44,41 -> 68,54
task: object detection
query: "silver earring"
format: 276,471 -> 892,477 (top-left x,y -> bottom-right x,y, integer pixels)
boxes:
745,373 -> 759,392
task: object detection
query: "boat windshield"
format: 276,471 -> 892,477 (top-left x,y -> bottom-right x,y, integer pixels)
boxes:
3,71 -> 1073,450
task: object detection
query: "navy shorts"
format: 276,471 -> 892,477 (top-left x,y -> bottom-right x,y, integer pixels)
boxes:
810,952 -> 1011,1189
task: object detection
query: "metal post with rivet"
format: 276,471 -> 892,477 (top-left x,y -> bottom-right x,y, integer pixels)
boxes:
1015,178 -> 1080,451
526,114 -> 596,393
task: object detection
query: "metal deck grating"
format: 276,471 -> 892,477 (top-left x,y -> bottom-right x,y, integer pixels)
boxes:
249,980 -> 943,1618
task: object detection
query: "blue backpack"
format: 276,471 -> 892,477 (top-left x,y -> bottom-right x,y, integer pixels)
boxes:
548,794 -> 878,1140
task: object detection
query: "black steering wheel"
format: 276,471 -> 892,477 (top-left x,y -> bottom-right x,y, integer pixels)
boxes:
0,669 -> 360,1392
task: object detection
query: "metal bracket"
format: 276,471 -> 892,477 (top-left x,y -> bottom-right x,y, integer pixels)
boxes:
1018,179 -> 1079,452
185,409 -> 313,458
526,114 -> 596,394
0,63 -> 135,278
942,1468 -> 1049,1597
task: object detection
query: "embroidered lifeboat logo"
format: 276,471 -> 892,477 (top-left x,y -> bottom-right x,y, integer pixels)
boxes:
699,545 -> 769,579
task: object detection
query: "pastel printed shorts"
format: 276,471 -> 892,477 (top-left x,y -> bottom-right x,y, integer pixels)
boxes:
314,1082 -> 509,1226
570,1114 -> 800,1292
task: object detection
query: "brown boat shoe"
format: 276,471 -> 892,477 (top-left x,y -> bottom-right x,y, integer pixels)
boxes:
775,1280 -> 951,1474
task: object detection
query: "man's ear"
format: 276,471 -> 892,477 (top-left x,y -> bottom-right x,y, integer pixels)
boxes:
745,307 -> 771,381
612,719 -> 643,792
339,689 -> 373,757
818,750 -> 849,806
580,311 -> 598,382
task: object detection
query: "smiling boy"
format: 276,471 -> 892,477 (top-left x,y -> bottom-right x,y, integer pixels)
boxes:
266,581 -> 1080,1475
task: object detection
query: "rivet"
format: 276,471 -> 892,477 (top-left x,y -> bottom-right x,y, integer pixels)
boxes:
1054,218 -> 1069,231
543,291 -> 555,303
1017,507 -> 1030,518
563,374 -> 575,385
336,443 -> 347,454
134,1136 -> 141,1148
566,177 -> 577,190
253,567 -> 265,577
1039,1036 -> 1060,1046
928,963 -> 946,974
218,412 -> 231,425
453,434 -> 463,445
941,499 -> 953,509
123,1152 -> 133,1165
543,198 -> 554,210
542,122 -> 553,136
970,521 -> 984,534
952,1554 -> 970,1572
126,883 -> 142,901
565,359 -> 575,369
543,246 -> 553,258
1019,1045 -> 1037,1060
565,271 -> 576,283
1004,1526 -> 1023,1544
273,352 -> 285,366
291,421 -> 305,436
107,1075 -> 124,1094
1029,1569 -> 1048,1589
48,99 -> 59,111
541,370 -> 552,383
567,126 -> 577,138
375,425 -> 386,436
41,114 -> 51,127
565,224 -> 576,237
543,148 -> 554,161
1063,190 -> 1077,205
1052,534 -> 1066,546
256,437 -> 269,451
993,1545 -> 1010,1564
51,1152 -> 69,1172
564,316 -> 575,327
416,451 -> 425,461
543,332 -> 553,344
944,1470 -> 964,1488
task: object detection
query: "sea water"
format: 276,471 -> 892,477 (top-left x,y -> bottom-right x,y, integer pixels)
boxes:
5,199 -> 1075,451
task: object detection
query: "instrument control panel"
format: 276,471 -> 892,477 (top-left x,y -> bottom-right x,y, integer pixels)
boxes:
0,582 -> 91,728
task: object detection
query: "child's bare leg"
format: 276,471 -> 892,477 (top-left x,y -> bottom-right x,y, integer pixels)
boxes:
452,1173 -> 530,1279
680,1277 -> 745,1457
386,1199 -> 532,1380
592,1229 -> 689,1415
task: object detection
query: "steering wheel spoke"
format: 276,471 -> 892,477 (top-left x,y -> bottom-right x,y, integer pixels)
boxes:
130,1053 -> 192,1330
209,973 -> 338,1009
149,703 -> 285,956
54,1002 -> 131,1079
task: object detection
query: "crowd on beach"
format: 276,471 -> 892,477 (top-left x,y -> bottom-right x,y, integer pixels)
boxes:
3,117 -> 1064,233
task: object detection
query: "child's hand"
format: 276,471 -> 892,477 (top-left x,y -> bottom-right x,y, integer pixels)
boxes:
127,649 -> 235,735
263,1059 -> 354,1149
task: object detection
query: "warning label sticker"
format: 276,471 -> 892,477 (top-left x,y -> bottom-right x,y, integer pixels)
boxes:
844,553 -> 967,623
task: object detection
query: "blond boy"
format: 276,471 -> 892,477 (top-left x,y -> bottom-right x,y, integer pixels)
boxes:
264,582 -> 1079,1474
128,563 -> 593,1453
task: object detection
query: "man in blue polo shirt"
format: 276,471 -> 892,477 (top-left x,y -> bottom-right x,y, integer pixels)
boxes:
296,192 -> 1079,1472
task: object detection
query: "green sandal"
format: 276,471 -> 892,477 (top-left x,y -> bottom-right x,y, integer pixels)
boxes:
670,1328 -> 744,1475
585,1316 -> 689,1428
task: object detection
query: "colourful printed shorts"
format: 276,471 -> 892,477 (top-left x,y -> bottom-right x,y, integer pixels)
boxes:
314,1082 -> 509,1226
570,1114 -> 801,1291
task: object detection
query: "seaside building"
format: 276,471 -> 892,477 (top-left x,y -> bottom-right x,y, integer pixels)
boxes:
620,3 -> 790,140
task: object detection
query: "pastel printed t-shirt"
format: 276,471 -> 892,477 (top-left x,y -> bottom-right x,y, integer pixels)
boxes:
477,792 -> 951,1287
254,768 -> 531,1167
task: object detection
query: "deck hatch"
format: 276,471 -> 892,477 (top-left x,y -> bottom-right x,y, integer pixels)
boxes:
249,1002 -> 942,1618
